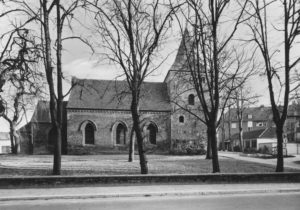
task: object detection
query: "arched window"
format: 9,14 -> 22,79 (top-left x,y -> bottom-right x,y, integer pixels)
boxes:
188,94 -> 195,105
116,123 -> 126,145
179,116 -> 184,123
147,124 -> 157,145
85,122 -> 95,144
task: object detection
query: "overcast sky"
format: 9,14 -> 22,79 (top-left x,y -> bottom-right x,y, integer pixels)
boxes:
0,1 -> 297,132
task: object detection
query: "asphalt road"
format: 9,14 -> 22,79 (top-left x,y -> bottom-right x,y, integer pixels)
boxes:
1,192 -> 299,210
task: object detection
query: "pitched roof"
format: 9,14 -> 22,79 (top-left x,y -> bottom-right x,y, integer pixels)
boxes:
30,100 -> 51,123
225,106 -> 273,122
67,78 -> 171,112
230,127 -> 277,140
30,100 -> 68,123
168,28 -> 191,72
260,127 -> 277,138
287,102 -> 300,116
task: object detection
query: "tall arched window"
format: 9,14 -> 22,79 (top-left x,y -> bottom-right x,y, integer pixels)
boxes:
85,123 -> 95,144
188,94 -> 195,105
147,124 -> 157,145
116,123 -> 126,145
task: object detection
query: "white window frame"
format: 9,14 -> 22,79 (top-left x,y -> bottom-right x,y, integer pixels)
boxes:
248,121 -> 253,128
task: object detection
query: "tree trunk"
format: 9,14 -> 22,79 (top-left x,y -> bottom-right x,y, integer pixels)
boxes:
53,126 -> 61,174
238,119 -> 243,152
128,128 -> 135,162
41,0 -> 59,174
275,126 -> 284,172
209,124 -> 220,173
52,0 -> 63,175
206,128 -> 212,159
131,95 -> 148,174
9,121 -> 20,154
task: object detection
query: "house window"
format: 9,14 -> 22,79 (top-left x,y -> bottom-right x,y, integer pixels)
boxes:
179,116 -> 184,123
248,114 -> 253,119
248,121 -> 253,128
231,123 -> 237,128
201,77 -> 206,83
251,140 -> 257,148
245,140 -> 251,148
85,123 -> 95,144
188,94 -> 195,105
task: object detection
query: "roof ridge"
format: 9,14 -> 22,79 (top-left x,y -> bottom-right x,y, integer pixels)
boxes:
75,78 -> 165,85
258,127 -> 269,138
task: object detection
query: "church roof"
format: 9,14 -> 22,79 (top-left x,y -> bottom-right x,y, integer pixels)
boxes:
168,28 -> 191,72
30,100 -> 51,123
67,78 -> 171,112
30,100 -> 68,123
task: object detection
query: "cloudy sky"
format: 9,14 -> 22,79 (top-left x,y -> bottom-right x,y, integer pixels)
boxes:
0,1 -> 294,132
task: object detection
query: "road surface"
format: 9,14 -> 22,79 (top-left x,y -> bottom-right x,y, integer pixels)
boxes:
1,192 -> 299,210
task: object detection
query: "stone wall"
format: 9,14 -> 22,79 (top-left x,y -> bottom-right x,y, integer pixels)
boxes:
67,109 -> 170,154
165,70 -> 207,152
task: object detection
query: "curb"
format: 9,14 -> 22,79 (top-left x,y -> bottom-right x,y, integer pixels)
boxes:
1,173 -> 300,188
0,188 -> 300,202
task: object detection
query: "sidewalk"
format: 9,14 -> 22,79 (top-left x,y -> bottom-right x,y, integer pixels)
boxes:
0,183 -> 299,201
219,151 -> 300,170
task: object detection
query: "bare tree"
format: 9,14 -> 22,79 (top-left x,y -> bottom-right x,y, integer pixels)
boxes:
174,0 -> 252,172
230,85 -> 259,152
84,0 -> 179,174
247,0 -> 300,172
0,28 -> 44,154
1,0 -> 90,174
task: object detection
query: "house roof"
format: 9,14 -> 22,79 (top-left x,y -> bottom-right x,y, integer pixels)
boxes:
230,127 -> 277,140
287,102 -> 300,116
67,78 -> 171,112
225,106 -> 273,122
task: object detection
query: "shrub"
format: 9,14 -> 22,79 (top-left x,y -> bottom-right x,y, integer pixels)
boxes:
233,145 -> 241,152
244,147 -> 258,154
260,145 -> 270,154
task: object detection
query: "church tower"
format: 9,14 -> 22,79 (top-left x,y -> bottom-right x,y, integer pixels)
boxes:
164,29 -> 206,153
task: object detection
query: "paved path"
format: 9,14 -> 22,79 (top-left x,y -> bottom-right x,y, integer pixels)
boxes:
219,151 -> 300,170
2,192 -> 300,210
0,183 -> 300,201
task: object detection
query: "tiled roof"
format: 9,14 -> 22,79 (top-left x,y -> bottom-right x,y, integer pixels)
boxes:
30,101 -> 51,123
30,100 -> 68,123
168,29 -> 191,72
225,106 -> 273,122
67,78 -> 171,112
260,127 -> 277,138
287,102 -> 300,116
231,127 -> 277,140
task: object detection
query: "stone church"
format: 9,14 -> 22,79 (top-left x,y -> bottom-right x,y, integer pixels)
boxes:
19,34 -> 207,155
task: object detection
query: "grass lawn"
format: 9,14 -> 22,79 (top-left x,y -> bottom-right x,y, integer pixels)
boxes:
0,154 -> 299,176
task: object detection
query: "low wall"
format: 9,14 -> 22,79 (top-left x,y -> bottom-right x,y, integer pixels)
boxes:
1,173 -> 300,188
